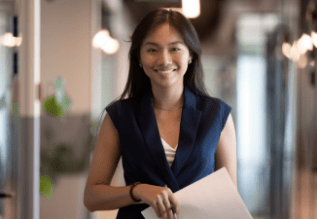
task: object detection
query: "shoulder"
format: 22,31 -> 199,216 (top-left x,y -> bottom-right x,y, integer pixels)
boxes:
105,98 -> 136,121
196,94 -> 232,130
106,98 -> 136,113
196,94 -> 231,113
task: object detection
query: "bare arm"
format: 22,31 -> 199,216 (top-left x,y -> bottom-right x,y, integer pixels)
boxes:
215,113 -> 237,187
84,112 -> 180,219
84,113 -> 137,212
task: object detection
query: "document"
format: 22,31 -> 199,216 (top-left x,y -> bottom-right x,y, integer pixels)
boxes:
141,167 -> 253,219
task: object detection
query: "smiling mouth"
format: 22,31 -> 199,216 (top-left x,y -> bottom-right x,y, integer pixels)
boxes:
155,69 -> 176,74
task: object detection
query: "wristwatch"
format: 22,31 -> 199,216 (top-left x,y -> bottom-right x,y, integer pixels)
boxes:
129,182 -> 142,202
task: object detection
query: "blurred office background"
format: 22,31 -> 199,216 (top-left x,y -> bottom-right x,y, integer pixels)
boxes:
0,0 -> 317,218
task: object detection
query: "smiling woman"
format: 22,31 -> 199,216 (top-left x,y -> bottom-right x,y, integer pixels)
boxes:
84,8 -> 236,219
139,23 -> 192,94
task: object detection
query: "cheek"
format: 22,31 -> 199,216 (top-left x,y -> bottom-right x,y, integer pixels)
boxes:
140,54 -> 153,76
180,56 -> 190,68
140,53 -> 152,67
176,53 -> 190,65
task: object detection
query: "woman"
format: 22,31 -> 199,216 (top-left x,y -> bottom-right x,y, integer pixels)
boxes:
84,8 -> 237,219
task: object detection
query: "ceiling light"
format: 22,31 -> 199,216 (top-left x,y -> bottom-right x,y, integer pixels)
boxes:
182,0 -> 200,18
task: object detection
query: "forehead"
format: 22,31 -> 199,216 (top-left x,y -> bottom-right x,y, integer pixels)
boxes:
142,23 -> 185,46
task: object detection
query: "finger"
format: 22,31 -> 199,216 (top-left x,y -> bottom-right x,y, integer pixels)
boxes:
163,199 -> 174,219
169,194 -> 179,217
171,205 -> 178,219
152,199 -> 162,218
157,196 -> 166,218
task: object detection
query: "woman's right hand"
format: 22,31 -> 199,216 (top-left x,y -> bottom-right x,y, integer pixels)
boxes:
133,184 -> 179,219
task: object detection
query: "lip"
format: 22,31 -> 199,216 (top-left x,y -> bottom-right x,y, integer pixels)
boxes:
155,69 -> 177,74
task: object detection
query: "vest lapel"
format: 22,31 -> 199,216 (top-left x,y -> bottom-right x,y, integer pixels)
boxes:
171,87 -> 202,178
137,86 -> 202,192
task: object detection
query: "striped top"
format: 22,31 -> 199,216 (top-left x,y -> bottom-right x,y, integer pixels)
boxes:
161,138 -> 178,167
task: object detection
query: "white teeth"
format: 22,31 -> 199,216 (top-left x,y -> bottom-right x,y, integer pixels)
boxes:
158,69 -> 174,74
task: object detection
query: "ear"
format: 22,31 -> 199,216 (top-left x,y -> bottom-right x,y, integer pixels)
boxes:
189,54 -> 193,62
188,54 -> 193,64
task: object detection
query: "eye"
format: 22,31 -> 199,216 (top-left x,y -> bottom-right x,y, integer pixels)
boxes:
171,47 -> 181,52
147,48 -> 157,53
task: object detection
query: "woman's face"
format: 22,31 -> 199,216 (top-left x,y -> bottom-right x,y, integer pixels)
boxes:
140,23 -> 192,89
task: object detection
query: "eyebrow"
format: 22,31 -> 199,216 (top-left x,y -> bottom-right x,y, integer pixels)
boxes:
144,41 -> 185,46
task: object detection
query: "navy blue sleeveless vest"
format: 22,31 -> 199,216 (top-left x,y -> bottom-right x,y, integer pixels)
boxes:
105,86 -> 231,219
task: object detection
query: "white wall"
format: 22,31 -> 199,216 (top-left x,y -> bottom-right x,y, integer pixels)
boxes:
40,0 -> 135,217
41,0 -> 91,116
40,0 -> 92,218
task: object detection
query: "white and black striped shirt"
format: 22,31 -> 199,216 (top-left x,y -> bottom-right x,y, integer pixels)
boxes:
160,138 -> 178,167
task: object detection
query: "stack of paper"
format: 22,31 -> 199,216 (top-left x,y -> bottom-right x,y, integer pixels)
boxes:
141,167 -> 253,219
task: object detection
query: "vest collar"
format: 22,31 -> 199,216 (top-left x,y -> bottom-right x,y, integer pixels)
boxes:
137,86 -> 202,192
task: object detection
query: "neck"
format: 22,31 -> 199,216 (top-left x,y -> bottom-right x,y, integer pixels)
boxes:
151,84 -> 184,110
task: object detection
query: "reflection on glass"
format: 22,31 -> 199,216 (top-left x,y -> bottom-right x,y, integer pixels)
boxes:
0,32 -> 22,47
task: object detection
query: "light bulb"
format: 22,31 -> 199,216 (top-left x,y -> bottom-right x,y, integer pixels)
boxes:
92,30 -> 110,48
282,42 -> 292,59
290,41 -> 300,62
311,31 -> 317,48
182,0 -> 200,18
101,38 -> 120,54
0,33 -> 15,47
297,33 -> 313,54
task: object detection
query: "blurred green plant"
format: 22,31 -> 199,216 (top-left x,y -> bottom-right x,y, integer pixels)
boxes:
40,175 -> 54,199
40,77 -> 98,197
40,114 -> 96,188
43,77 -> 71,120
43,96 -> 64,118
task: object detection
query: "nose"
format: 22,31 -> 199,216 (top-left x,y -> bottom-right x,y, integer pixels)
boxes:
157,49 -> 172,66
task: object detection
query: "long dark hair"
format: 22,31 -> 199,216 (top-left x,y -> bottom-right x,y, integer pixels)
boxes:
93,9 -> 211,139
121,8 -> 210,101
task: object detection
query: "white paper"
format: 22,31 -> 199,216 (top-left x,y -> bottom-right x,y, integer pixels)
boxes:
141,167 -> 253,219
